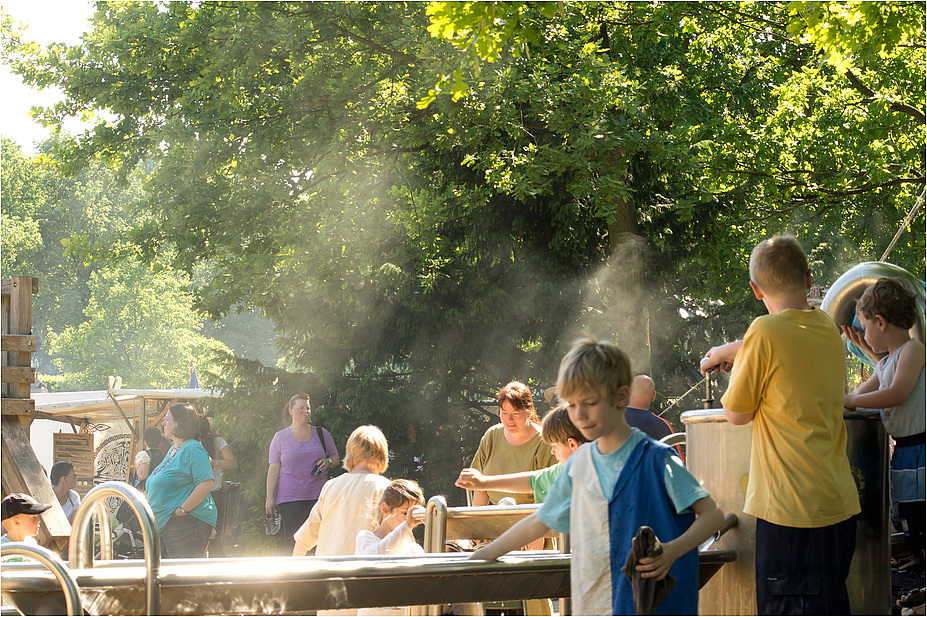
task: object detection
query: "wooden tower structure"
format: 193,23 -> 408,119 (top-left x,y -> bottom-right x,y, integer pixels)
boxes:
1,276 -> 71,551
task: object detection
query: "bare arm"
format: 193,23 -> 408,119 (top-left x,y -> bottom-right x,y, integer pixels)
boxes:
724,407 -> 755,425
700,340 -> 743,374
136,461 -> 151,481
840,325 -> 887,363
709,341 -> 754,423
844,373 -> 880,408
456,468 -> 534,495
266,463 -> 280,515
177,479 -> 214,515
845,341 -> 925,409
471,490 -> 490,507
635,496 -> 725,580
217,444 -> 238,470
469,512 -> 550,562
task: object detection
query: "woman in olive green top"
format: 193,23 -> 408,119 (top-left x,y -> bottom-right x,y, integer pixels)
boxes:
469,382 -> 558,506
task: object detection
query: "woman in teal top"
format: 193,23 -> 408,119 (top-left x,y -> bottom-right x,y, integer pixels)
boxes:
146,404 -> 217,558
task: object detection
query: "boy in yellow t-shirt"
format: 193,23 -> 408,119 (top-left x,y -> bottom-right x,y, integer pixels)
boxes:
701,235 -> 860,615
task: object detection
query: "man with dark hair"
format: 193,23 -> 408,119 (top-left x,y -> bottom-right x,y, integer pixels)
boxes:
50,461 -> 81,523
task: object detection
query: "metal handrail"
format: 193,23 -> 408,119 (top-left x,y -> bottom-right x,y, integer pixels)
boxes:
422,495 -> 447,554
96,500 -> 113,560
69,481 -> 160,615
417,496 -> 569,616
659,432 -> 686,447
0,542 -> 82,616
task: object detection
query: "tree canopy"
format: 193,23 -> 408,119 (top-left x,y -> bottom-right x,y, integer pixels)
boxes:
0,137 -> 248,390
4,1 -> 923,524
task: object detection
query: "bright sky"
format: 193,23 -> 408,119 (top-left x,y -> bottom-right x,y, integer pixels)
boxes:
1,0 -> 95,154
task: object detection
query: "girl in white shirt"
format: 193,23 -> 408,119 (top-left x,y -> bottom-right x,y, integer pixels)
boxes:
355,479 -> 425,616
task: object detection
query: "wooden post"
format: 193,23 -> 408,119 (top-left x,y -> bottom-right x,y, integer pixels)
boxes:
2,276 -> 38,435
1,277 -> 70,550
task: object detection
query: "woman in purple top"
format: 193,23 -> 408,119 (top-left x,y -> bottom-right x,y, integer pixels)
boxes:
266,393 -> 340,554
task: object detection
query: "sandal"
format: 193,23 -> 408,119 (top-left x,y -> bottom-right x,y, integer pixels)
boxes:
902,604 -> 926,616
899,588 -> 927,608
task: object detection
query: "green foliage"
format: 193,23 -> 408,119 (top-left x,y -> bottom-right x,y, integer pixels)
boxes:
0,138 -> 252,389
419,1 -> 561,107
6,1 -> 924,528
787,1 -> 925,72
1,139 -> 49,271
1,136 -> 148,372
46,257 -> 230,390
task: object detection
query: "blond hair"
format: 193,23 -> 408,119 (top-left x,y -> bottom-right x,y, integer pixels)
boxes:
749,235 -> 809,295
557,336 -> 632,407
343,425 -> 389,473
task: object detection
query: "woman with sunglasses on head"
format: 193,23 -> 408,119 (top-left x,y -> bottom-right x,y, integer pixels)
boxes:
266,393 -> 340,555
146,404 -> 217,559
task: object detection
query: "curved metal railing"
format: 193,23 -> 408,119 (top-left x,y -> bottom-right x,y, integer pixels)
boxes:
422,495 -> 448,553
659,432 -> 686,447
69,481 -> 160,615
0,542 -> 82,616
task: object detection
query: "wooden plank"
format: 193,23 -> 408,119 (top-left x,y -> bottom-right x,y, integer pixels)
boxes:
0,278 -> 39,295
1,294 -> 9,400
35,412 -> 88,426
7,276 -> 35,400
53,432 -> 95,497
7,276 -> 35,336
0,398 -> 35,415
1,366 -> 36,385
1,334 -> 37,352
0,416 -> 71,548
109,393 -> 138,440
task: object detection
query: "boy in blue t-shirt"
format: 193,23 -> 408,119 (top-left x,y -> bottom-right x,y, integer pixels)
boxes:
471,337 -> 724,615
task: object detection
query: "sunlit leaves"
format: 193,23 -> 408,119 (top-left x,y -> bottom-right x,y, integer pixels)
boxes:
46,257 -> 230,390
788,1 -> 925,72
419,1 -> 562,108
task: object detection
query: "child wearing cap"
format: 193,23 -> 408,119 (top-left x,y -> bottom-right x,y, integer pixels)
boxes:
1,494 -> 53,607
2,493 -> 52,545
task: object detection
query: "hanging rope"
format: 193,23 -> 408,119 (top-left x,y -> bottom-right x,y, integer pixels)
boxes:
880,186 -> 925,262
658,375 -> 707,417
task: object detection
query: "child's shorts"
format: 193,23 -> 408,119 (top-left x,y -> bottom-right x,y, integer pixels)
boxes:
755,517 -> 856,616
891,435 -> 925,503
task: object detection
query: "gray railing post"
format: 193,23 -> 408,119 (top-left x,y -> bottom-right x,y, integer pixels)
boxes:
1,542 -> 82,616
69,481 -> 161,615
